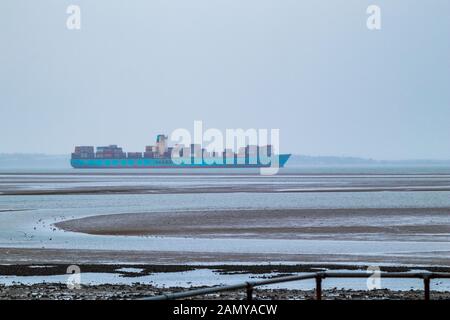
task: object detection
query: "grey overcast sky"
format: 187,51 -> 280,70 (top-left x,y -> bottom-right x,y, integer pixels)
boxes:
0,0 -> 449,159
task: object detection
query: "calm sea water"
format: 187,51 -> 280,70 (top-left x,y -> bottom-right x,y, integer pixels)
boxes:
2,166 -> 450,291
0,166 -> 450,258
2,166 -> 450,193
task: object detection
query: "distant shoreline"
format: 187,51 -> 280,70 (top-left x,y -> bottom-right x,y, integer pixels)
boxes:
1,153 -> 450,170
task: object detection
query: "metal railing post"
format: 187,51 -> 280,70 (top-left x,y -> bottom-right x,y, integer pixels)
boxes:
315,274 -> 323,300
246,283 -> 253,301
423,276 -> 430,301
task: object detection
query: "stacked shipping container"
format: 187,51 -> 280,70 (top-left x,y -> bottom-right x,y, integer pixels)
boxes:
72,136 -> 274,163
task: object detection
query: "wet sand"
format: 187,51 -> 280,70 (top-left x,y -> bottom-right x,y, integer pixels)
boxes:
3,171 -> 450,298
4,247 -> 450,266
55,208 -> 450,241
3,185 -> 450,196
3,171 -> 450,196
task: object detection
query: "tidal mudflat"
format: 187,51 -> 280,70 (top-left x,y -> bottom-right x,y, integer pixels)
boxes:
1,168 -> 450,298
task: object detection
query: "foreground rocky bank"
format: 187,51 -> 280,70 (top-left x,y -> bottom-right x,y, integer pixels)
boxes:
1,283 -> 450,300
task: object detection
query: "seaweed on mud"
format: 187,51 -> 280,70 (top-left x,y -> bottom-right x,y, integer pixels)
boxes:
1,263 -> 448,278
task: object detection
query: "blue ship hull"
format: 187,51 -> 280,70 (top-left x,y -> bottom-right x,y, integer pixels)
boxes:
71,154 -> 291,169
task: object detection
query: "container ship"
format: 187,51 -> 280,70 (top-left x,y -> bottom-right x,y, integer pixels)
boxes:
71,135 -> 290,169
